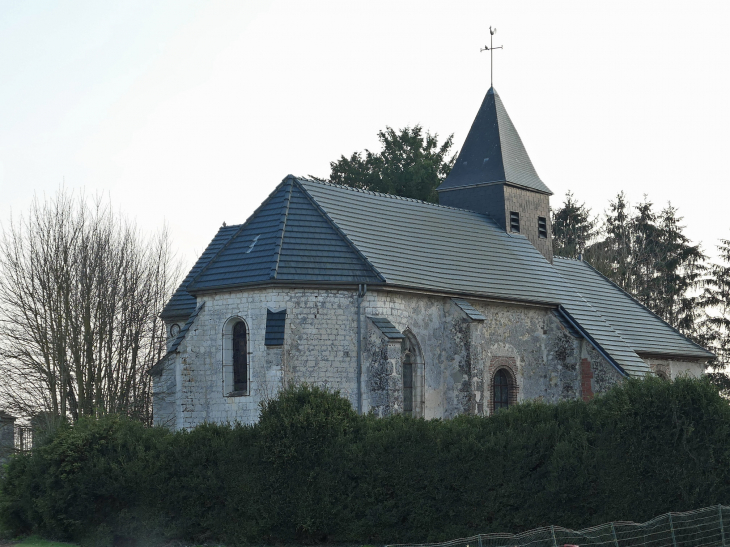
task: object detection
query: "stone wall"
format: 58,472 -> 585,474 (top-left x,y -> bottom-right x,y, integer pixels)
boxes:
153,287 -> 623,429
644,357 -> 704,380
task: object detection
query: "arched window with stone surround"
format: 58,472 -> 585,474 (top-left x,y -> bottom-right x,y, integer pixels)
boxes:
489,357 -> 518,414
493,369 -> 511,411
402,330 -> 424,418
223,317 -> 250,396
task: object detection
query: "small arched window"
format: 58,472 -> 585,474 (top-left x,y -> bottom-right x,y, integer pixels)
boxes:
656,369 -> 669,381
233,322 -> 248,392
223,317 -> 249,396
403,351 -> 414,416
493,369 -> 511,412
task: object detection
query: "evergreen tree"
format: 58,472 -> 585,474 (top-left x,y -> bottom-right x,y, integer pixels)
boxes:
551,191 -> 597,259
586,193 -> 705,338
323,125 -> 456,203
703,239 -> 730,370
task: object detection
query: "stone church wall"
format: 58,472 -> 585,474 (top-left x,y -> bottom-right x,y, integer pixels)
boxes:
643,357 -> 704,380
153,287 -> 624,430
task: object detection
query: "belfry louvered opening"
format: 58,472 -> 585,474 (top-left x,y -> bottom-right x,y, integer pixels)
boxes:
538,216 -> 547,239
509,211 -> 520,233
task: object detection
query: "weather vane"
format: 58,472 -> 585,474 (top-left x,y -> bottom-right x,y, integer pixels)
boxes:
480,26 -> 503,88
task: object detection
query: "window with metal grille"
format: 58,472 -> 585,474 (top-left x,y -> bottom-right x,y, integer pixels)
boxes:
538,216 -> 548,239
403,352 -> 414,416
233,322 -> 248,392
509,211 -> 520,233
493,369 -> 511,411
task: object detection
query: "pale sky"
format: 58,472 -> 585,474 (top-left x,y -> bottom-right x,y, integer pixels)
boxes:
1,0 -> 729,270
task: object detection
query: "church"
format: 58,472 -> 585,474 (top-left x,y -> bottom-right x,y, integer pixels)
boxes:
150,85 -> 713,430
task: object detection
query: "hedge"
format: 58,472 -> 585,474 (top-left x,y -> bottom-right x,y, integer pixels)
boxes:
2,377 -> 730,546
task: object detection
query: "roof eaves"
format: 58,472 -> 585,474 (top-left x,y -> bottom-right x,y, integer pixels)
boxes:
578,258 -> 715,359
188,279 -> 387,296
437,180 -> 552,196
557,305 -> 629,378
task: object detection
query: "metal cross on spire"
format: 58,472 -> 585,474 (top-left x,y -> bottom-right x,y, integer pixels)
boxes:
480,26 -> 503,88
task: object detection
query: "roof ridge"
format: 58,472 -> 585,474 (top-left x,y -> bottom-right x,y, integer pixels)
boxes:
296,177 -> 480,213
270,179 -> 294,280
186,179 -> 290,291
293,179 -> 387,283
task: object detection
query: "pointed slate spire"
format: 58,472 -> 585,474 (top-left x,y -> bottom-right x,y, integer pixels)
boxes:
438,87 -> 552,195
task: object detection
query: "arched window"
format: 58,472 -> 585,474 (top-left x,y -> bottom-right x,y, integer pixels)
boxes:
403,351 -> 414,416
493,369 -> 511,412
233,322 -> 248,392
223,317 -> 249,396
656,369 -> 669,381
402,331 -> 424,418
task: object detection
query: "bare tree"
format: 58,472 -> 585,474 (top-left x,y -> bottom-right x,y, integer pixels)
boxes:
0,190 -> 180,425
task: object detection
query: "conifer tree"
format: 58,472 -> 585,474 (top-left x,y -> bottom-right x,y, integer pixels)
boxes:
551,191 -> 597,259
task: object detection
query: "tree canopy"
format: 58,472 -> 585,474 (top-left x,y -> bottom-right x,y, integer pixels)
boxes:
0,190 -> 180,424
552,191 -> 714,362
323,125 -> 456,203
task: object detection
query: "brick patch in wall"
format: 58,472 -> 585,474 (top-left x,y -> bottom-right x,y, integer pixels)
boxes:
581,358 -> 593,401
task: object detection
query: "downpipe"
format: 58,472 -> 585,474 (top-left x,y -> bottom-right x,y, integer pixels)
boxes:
356,283 -> 367,414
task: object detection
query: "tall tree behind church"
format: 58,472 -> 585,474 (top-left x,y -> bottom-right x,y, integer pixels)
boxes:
554,192 -> 705,339
324,125 -> 456,203
702,240 -> 730,379
551,191 -> 598,259
0,190 -> 180,424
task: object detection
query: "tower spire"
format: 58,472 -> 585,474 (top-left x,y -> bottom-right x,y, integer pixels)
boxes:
480,26 -> 502,88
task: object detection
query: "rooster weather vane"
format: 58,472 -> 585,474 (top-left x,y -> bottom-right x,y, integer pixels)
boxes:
480,26 -> 503,88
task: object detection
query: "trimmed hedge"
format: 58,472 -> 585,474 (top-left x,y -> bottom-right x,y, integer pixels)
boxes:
2,378 -> 730,546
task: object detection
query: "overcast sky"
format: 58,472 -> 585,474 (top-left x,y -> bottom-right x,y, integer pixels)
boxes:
2,0 -> 729,270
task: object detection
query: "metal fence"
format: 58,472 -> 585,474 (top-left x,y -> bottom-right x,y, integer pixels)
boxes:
387,505 -> 729,547
14,425 -> 32,452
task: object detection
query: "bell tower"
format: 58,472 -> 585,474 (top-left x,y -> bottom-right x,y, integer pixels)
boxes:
437,87 -> 553,262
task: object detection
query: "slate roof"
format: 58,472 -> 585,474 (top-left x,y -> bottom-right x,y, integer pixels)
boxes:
437,87 -> 552,195
163,176 -> 711,376
452,298 -> 487,321
162,178 -> 383,319
161,225 -> 238,320
553,258 -> 714,359
301,178 -> 650,376
369,317 -> 406,340
265,309 -> 286,346
150,302 -> 205,377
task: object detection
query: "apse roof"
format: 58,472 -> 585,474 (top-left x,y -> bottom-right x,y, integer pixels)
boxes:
437,87 -> 552,195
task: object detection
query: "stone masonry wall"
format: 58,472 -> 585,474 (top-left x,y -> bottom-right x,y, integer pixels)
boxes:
503,185 -> 552,262
644,357 -> 704,379
153,287 -> 623,429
